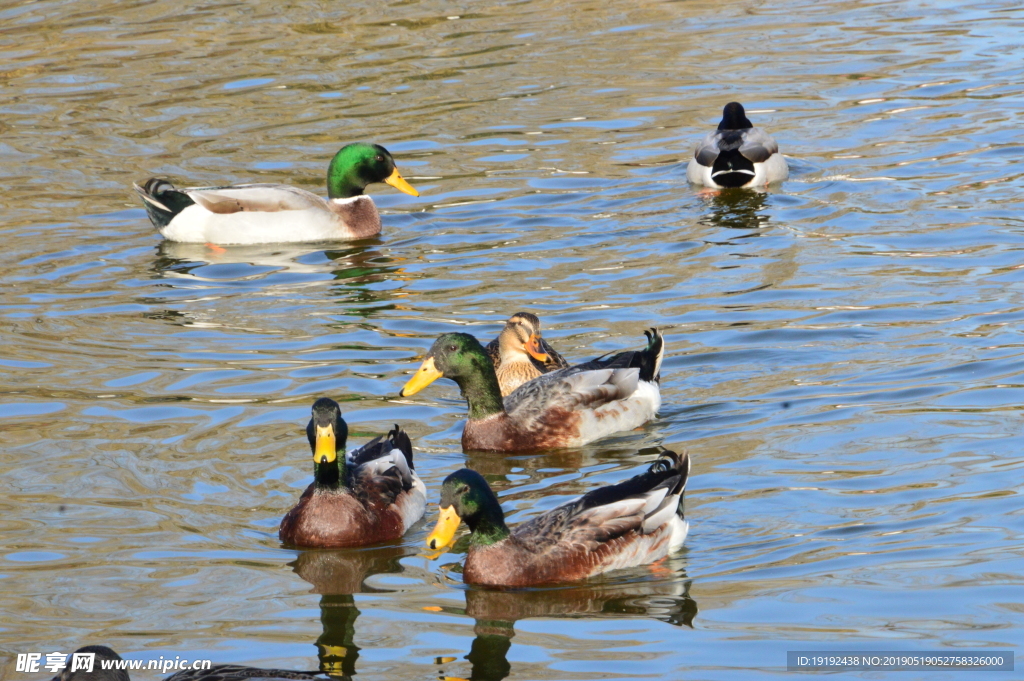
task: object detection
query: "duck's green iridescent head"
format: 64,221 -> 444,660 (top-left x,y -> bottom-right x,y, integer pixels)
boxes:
426,468 -> 509,549
326,142 -> 419,200
399,333 -> 487,392
399,332 -> 505,420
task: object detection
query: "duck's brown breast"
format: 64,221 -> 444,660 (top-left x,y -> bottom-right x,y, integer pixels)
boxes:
329,196 -> 382,239
462,408 -> 582,452
463,538 -> 596,587
279,485 -> 403,548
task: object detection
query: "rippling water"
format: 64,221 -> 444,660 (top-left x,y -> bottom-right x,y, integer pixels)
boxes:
2,0 -> 1024,678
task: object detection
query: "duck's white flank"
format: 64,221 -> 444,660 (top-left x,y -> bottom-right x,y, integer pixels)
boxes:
159,194 -> 377,244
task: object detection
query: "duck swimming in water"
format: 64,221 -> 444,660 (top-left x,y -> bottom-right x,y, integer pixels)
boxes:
425,451 -> 691,587
279,397 -> 426,548
401,329 -> 664,452
134,142 -> 418,244
686,102 -> 788,188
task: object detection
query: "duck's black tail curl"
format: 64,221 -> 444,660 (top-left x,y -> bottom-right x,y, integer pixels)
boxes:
638,327 -> 664,383
388,424 -> 414,469
571,327 -> 664,382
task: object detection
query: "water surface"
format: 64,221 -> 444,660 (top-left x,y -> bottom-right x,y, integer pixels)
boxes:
2,0 -> 1024,679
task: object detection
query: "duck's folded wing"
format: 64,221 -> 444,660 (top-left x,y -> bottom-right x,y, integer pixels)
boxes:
347,426 -> 416,494
693,131 -> 722,167
186,184 -> 330,214
350,463 -> 408,507
513,452 -> 689,553
504,367 -> 641,426
738,127 -> 779,164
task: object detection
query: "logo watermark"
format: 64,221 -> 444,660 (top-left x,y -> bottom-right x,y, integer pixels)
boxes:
16,652 -> 214,675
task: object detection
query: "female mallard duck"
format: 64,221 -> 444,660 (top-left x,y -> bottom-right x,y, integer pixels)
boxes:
485,312 -> 569,397
279,397 -> 426,548
133,142 -> 419,244
425,451 -> 690,587
53,645 -> 326,681
400,329 -> 664,451
686,102 -> 788,188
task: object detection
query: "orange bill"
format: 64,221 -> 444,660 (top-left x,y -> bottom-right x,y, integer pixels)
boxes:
525,334 -> 550,362
385,168 -> 419,197
400,356 -> 442,396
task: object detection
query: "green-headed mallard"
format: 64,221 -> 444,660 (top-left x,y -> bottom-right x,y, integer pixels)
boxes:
400,329 -> 664,452
133,142 -> 418,244
425,451 -> 690,587
686,102 -> 788,188
485,312 -> 569,397
53,645 -> 326,681
279,397 -> 425,548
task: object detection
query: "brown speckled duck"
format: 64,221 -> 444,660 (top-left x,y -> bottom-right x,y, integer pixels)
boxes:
279,398 -> 426,548
485,312 -> 569,397
425,451 -> 691,587
400,329 -> 664,452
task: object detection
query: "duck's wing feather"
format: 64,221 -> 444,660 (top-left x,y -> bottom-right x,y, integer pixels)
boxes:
503,367 -> 640,427
513,451 -> 690,553
737,127 -> 779,164
503,329 -> 663,425
346,426 -> 416,506
185,184 -> 331,214
693,131 -> 722,167
694,128 -> 779,167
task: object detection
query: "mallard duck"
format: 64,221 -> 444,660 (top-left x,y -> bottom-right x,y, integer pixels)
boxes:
133,142 -> 419,244
484,312 -> 569,397
279,397 -> 426,548
425,451 -> 690,586
686,102 -> 788,188
400,329 -> 664,451
54,645 -> 326,681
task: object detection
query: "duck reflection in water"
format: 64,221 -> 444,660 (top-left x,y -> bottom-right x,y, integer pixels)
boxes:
145,242 -> 408,324
289,545 -> 409,678
697,188 -> 770,233
433,577 -> 698,681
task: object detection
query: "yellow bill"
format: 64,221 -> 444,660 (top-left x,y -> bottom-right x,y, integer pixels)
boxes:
426,504 -> 462,550
525,334 -> 550,363
385,168 -> 419,197
400,356 -> 442,396
314,424 -> 337,464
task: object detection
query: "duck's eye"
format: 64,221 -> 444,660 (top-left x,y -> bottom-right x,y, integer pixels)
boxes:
448,344 -> 457,352
375,155 -> 384,162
